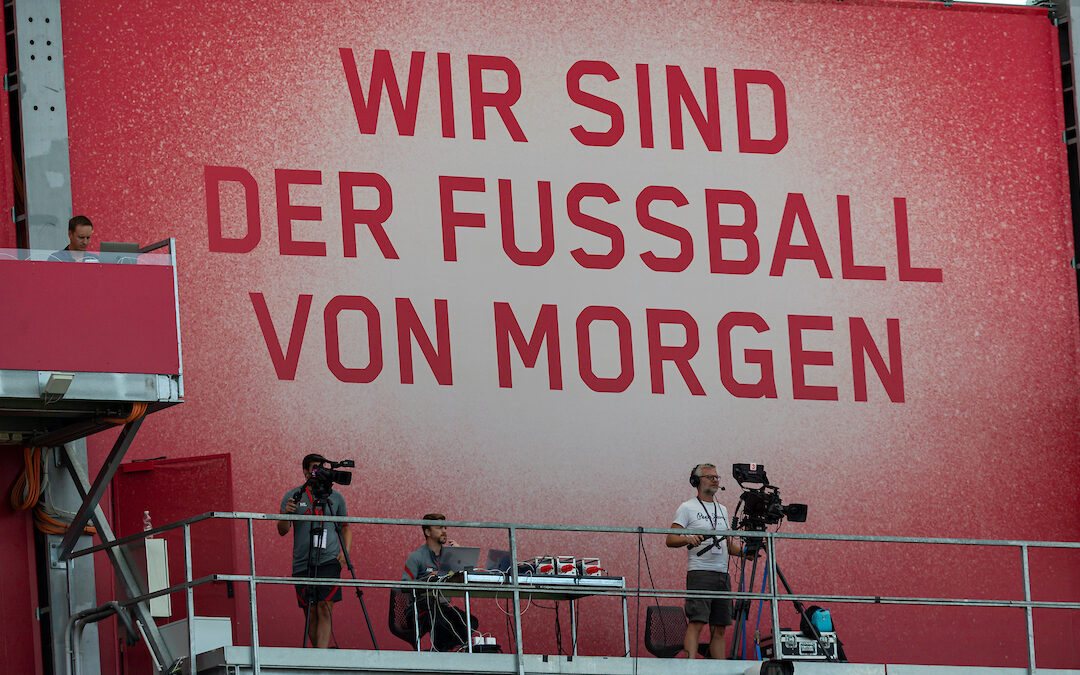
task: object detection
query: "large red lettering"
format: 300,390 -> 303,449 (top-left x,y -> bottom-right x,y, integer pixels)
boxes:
324,295 -> 383,383
494,303 -> 563,389
250,293 -> 312,380
850,317 -> 904,402
666,65 -> 721,151
788,315 -> 837,401
576,306 -> 634,393
567,60 -> 624,147
340,172 -> 397,259
894,198 -> 943,283
275,169 -> 326,257
770,193 -> 831,278
838,195 -> 885,281
439,176 -> 487,261
646,309 -> 704,395
568,183 -> 623,269
396,298 -> 452,385
638,186 -> 693,273
206,166 -> 260,253
707,189 -> 759,275
468,55 -> 527,142
717,312 -> 777,399
734,69 -> 788,154
636,64 -> 654,149
500,180 -> 555,266
340,49 -> 425,136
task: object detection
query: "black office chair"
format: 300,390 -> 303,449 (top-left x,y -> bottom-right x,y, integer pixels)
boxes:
388,587 -> 418,649
644,605 -> 688,658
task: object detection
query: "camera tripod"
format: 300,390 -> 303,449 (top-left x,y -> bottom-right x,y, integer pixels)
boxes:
298,488 -> 378,650
728,533 -> 833,662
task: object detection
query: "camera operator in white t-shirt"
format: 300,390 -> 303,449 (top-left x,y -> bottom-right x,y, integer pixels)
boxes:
665,463 -> 745,659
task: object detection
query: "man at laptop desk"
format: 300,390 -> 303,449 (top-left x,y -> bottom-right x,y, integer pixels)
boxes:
47,215 -> 99,262
402,513 -> 478,651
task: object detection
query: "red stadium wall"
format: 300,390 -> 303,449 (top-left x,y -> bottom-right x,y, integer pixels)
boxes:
54,0 -> 1080,668
0,452 -> 43,675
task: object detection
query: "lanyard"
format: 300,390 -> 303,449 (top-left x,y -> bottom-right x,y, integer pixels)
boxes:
304,487 -> 334,517
697,497 -> 726,531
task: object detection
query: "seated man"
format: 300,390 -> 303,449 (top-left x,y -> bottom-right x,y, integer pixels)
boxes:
48,215 -> 100,262
401,513 -> 476,651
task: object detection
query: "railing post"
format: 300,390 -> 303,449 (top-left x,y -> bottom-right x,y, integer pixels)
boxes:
509,526 -> 525,675
248,518 -> 261,675
184,523 -> 195,674
767,533 -> 781,649
1021,544 -> 1036,673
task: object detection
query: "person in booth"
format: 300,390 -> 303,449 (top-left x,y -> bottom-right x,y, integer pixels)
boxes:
47,215 -> 100,262
665,463 -> 745,659
401,513 -> 476,651
278,454 -> 352,648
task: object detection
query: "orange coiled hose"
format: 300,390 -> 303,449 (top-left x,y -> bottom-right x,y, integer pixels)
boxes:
9,446 -> 96,535
105,401 -> 148,425
9,447 -> 41,511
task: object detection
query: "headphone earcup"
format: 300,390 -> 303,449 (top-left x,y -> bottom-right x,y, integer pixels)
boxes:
689,468 -> 700,488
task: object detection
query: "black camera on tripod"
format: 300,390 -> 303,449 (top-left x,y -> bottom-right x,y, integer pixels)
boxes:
302,456 -> 354,501
732,463 -> 807,547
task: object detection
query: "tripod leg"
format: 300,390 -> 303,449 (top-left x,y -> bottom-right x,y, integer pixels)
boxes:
358,592 -> 379,650
336,530 -> 380,650
301,593 -> 314,648
729,551 -> 760,660
727,556 -> 747,659
773,564 -> 835,662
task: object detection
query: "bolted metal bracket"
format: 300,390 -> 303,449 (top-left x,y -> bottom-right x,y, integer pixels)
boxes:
49,541 -> 67,569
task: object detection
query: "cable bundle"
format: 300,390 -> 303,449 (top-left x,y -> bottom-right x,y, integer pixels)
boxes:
9,447 -> 97,536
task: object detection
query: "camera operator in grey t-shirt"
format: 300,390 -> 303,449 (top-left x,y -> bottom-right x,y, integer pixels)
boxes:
278,453 -> 352,648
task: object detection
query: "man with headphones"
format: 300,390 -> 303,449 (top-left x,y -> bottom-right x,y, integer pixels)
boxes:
666,463 -> 744,659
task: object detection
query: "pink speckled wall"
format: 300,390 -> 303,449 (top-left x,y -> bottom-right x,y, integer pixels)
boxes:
61,0 -> 1078,667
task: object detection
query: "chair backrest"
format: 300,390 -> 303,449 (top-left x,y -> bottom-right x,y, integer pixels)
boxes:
388,587 -> 417,648
644,605 -> 687,658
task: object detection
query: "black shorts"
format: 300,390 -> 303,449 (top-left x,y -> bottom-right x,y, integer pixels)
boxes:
685,570 -> 733,626
294,560 -> 342,608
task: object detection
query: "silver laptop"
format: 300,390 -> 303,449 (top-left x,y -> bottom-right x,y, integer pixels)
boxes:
439,546 -> 481,573
484,549 -> 512,572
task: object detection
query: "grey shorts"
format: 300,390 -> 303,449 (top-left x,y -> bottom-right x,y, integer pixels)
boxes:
685,570 -> 733,626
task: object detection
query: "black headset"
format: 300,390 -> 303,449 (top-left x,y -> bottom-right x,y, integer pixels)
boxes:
689,464 -> 703,488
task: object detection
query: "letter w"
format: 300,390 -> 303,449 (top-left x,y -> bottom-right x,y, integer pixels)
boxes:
340,49 -> 425,136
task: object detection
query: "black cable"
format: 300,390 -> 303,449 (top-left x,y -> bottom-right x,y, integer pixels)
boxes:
554,601 -> 564,655
638,530 -> 661,608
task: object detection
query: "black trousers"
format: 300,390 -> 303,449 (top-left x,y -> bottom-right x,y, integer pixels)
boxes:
412,600 -> 474,651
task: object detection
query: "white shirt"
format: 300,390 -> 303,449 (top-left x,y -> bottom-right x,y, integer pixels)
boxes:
673,497 -> 731,572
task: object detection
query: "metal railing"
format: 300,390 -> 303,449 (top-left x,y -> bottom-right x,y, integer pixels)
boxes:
67,512 -> 1080,675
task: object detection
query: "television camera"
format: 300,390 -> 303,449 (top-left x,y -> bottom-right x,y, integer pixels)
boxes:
731,462 -> 806,554
297,455 -> 354,501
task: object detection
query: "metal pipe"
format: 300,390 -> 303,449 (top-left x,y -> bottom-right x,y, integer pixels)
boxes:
66,601 -> 128,675
509,525 -> 524,675
185,523 -> 196,673
1022,544 -> 1037,673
